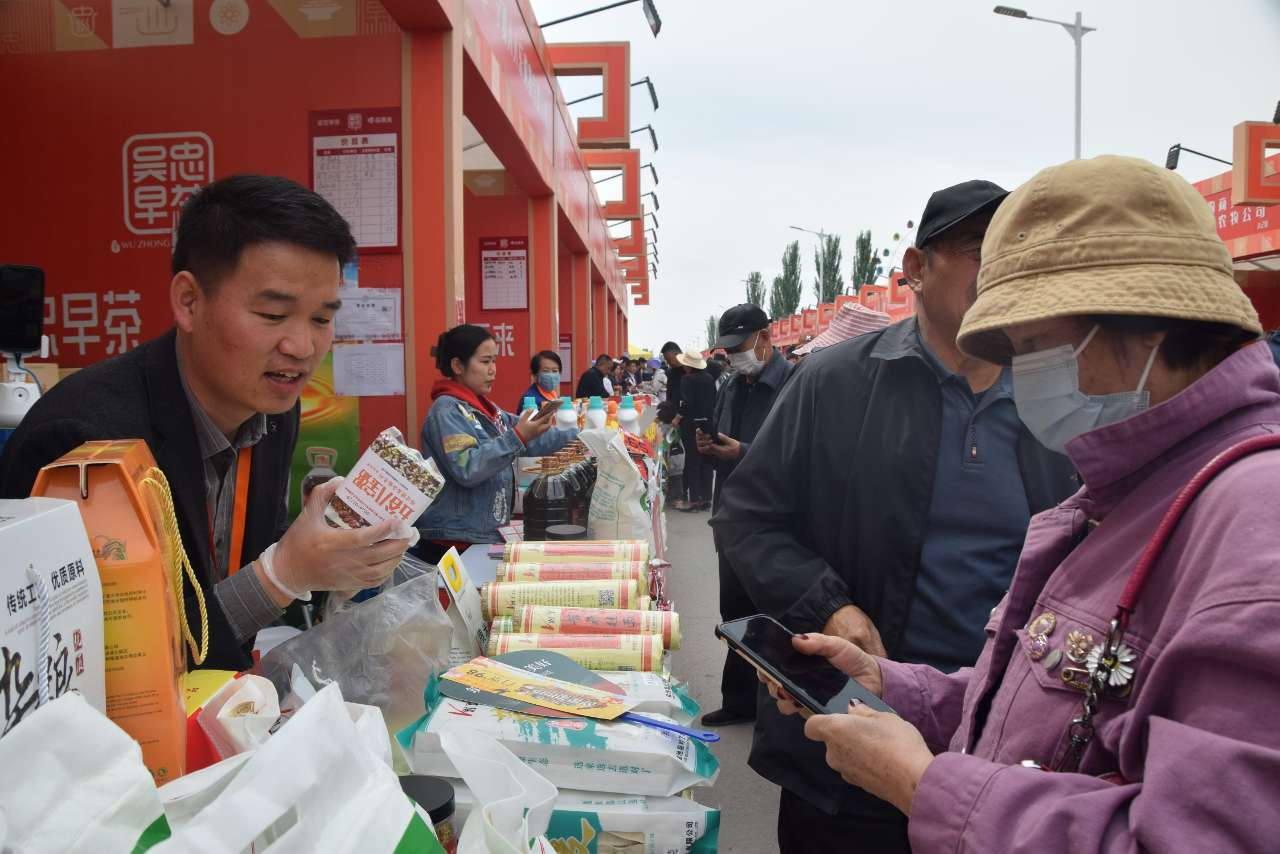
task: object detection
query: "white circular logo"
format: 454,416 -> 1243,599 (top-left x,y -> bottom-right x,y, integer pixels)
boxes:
210,0 -> 249,35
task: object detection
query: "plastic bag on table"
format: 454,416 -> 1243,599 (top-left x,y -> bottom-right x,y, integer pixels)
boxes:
577,429 -> 660,552
251,569 -> 452,735
0,692 -> 172,852
319,550 -> 436,622
152,683 -> 442,853
440,731 -> 557,854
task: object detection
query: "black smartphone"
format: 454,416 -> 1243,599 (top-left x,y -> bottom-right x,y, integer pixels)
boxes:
715,614 -> 895,716
693,417 -> 725,444
536,399 -> 562,419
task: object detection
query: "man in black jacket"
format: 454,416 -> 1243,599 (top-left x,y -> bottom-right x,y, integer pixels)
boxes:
574,353 -> 612,399
697,304 -> 792,725
0,175 -> 413,671
711,180 -> 1077,853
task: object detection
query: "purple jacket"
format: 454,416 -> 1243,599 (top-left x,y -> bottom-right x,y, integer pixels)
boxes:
878,342 -> 1280,852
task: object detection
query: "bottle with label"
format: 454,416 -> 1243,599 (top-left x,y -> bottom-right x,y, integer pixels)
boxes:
617,395 -> 639,434
301,447 -> 339,506
555,397 -> 578,430
585,396 -> 607,430
521,396 -> 536,415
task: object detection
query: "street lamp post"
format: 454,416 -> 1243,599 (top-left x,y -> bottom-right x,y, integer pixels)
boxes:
993,6 -> 1096,159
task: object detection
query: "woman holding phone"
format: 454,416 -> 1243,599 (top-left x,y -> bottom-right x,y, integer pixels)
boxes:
765,157 -> 1280,852
416,324 -> 577,562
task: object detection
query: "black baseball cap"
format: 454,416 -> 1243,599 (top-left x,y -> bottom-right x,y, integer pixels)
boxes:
714,303 -> 770,349
914,180 -> 1008,249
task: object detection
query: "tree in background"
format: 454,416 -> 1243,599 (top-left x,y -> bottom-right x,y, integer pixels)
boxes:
769,241 -> 803,320
744,272 -> 766,307
812,234 -> 844,304
852,230 -> 876,294
705,314 -> 720,350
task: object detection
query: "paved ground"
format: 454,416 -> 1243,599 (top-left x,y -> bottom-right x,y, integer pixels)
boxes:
665,507 -> 780,853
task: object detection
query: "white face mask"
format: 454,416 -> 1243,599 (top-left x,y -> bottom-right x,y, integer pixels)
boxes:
1011,325 -> 1159,454
727,333 -> 766,377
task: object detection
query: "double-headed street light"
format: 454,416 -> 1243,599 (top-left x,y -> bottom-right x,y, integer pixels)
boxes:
566,77 -> 659,111
993,6 -> 1096,159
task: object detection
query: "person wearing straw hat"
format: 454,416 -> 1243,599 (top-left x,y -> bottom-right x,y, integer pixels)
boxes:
793,302 -> 891,356
766,155 -> 1280,853
711,178 -> 1076,853
674,350 -> 715,511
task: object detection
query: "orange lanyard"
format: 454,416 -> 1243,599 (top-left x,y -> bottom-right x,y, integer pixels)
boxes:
210,447 -> 253,577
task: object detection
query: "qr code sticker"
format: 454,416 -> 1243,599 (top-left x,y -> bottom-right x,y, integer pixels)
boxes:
599,590 -> 616,607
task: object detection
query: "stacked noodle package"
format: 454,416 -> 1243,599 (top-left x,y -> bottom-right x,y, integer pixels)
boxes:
481,539 -> 681,673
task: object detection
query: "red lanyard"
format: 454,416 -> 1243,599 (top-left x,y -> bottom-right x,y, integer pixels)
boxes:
208,447 -> 253,577
1060,432 -> 1280,772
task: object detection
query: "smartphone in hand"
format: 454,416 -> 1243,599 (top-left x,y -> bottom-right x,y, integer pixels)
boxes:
715,614 -> 894,716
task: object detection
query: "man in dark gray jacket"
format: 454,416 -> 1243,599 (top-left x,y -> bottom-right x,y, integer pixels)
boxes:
697,304 -> 792,725
711,180 -> 1077,853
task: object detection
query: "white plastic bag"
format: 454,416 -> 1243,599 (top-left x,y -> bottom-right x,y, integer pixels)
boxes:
440,731 -> 557,854
153,683 -> 440,853
0,692 -> 170,853
594,671 -> 700,725
252,570 -> 452,735
577,429 -> 660,552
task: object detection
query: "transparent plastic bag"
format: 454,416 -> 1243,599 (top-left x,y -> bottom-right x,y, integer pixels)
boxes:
251,567 -> 452,735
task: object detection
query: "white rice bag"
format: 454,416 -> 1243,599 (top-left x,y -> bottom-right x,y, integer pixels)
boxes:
593,671 -> 699,725
404,699 -> 718,797
451,785 -> 721,854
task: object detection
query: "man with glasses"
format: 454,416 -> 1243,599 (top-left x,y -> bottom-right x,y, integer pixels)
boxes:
711,180 -> 1077,853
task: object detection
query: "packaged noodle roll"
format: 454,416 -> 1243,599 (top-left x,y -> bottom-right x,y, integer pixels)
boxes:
325,428 -> 445,531
519,605 -> 681,650
487,633 -> 664,672
407,701 -> 717,797
593,671 -> 700,725
490,616 -> 515,635
481,579 -> 641,620
495,561 -> 648,587
500,540 -> 650,565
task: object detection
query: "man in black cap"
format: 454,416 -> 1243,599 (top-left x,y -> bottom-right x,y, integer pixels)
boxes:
696,304 -> 792,726
712,181 -> 1077,852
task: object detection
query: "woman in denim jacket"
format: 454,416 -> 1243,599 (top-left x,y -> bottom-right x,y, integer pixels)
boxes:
416,325 -> 577,561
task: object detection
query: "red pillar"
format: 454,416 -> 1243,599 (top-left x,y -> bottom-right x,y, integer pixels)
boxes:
570,253 -> 590,388
593,281 -> 608,361
405,27 -> 463,433
528,194 -> 558,353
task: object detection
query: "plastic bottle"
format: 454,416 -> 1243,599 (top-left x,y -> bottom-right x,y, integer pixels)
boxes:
617,395 -> 640,434
521,396 -> 536,415
555,397 -> 578,430
585,396 -> 607,430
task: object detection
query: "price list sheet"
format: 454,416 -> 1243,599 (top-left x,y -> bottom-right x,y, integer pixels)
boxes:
310,108 -> 401,251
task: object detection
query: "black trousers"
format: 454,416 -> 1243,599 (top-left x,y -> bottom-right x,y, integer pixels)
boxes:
777,789 -> 910,854
680,434 -> 713,504
717,552 -> 758,713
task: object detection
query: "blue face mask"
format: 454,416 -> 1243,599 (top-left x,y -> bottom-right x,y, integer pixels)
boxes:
537,371 -> 561,392
1012,325 -> 1159,454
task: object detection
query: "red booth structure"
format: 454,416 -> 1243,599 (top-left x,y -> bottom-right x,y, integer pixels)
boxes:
770,270 -> 916,348
0,0 -> 648,454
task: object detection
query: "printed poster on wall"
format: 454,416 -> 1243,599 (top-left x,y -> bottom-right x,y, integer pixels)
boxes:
480,237 -> 528,310
310,108 -> 400,251
288,351 -> 362,520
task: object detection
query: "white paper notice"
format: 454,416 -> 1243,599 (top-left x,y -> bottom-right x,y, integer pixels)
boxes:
335,287 -> 401,341
313,133 -> 399,249
480,239 -> 528,310
333,342 -> 405,397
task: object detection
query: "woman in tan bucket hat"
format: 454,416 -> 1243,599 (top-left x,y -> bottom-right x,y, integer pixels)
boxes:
765,156 -> 1280,851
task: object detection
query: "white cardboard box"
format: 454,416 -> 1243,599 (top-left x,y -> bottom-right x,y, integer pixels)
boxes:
0,498 -> 105,735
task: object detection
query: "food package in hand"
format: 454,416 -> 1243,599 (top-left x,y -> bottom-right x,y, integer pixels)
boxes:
325,427 -> 445,531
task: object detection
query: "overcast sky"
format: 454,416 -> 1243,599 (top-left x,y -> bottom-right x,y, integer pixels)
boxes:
529,0 -> 1280,353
